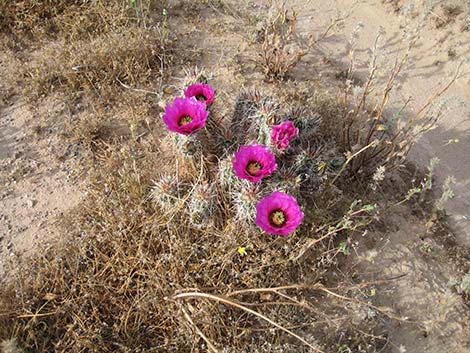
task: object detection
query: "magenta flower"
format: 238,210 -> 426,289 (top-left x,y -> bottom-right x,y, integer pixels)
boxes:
233,145 -> 277,183
162,97 -> 209,135
256,192 -> 304,236
184,83 -> 215,106
271,121 -> 299,150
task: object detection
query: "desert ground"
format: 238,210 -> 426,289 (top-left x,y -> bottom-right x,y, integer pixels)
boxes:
1,1 -> 469,352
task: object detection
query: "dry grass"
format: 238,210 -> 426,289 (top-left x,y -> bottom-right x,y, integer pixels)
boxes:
1,0 -> 172,105
21,26 -> 170,101
0,0 -> 164,42
0,0 -> 173,154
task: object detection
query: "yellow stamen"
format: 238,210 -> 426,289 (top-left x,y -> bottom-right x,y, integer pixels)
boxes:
179,115 -> 193,126
246,161 -> 262,176
270,210 -> 286,227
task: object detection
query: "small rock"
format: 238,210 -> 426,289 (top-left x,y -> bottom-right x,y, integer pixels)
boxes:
27,199 -> 36,208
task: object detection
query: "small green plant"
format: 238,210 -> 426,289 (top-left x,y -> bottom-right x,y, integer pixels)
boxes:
392,158 -> 441,207
338,345 -> 352,353
338,241 -> 350,255
419,241 -> 434,254
435,176 -> 456,211
458,274 -> 470,296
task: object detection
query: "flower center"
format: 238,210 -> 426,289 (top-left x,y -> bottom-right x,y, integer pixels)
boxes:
178,115 -> 193,126
269,210 -> 286,228
246,161 -> 262,176
195,94 -> 207,102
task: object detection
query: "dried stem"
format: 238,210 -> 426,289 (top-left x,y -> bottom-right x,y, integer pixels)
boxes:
181,305 -> 220,353
172,291 -> 326,353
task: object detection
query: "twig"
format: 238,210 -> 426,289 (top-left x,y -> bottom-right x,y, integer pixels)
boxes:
116,77 -> 161,96
181,306 -> 220,353
227,281 -> 411,323
316,287 -> 410,322
232,274 -> 407,297
172,291 -> 326,353
329,140 -> 378,186
228,284 -> 321,297
17,312 -> 56,319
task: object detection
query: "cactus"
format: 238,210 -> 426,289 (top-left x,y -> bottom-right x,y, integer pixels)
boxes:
150,175 -> 180,211
173,133 -> 203,160
188,182 -> 217,229
231,182 -> 261,226
217,156 -> 239,189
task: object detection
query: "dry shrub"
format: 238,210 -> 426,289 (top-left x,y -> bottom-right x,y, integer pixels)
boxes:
257,5 -> 345,80
257,7 -> 307,80
0,0 -> 165,42
1,0 -> 172,106
22,26 -> 170,100
333,32 -> 464,179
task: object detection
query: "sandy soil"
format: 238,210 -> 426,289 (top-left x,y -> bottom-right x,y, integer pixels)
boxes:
291,0 -> 470,245
0,96 -> 83,277
345,207 -> 470,352
282,1 -> 470,351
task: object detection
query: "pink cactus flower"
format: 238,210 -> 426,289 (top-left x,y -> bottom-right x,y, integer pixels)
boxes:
256,191 -> 304,236
233,145 -> 277,183
162,97 -> 209,135
271,121 -> 299,150
184,83 -> 215,106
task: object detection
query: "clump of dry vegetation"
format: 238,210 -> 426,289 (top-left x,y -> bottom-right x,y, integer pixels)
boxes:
0,0 -> 161,41
0,1 -> 463,352
256,4 -> 345,80
1,0 -> 172,104
434,3 -> 463,29
22,27 -> 170,100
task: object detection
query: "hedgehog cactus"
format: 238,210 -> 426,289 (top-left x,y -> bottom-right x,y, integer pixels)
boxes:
290,110 -> 322,142
182,66 -> 209,86
173,133 -> 203,160
231,89 -> 278,147
231,183 -> 262,226
160,81 -> 335,235
188,183 -> 217,229
217,156 -> 239,189
151,175 -> 180,211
